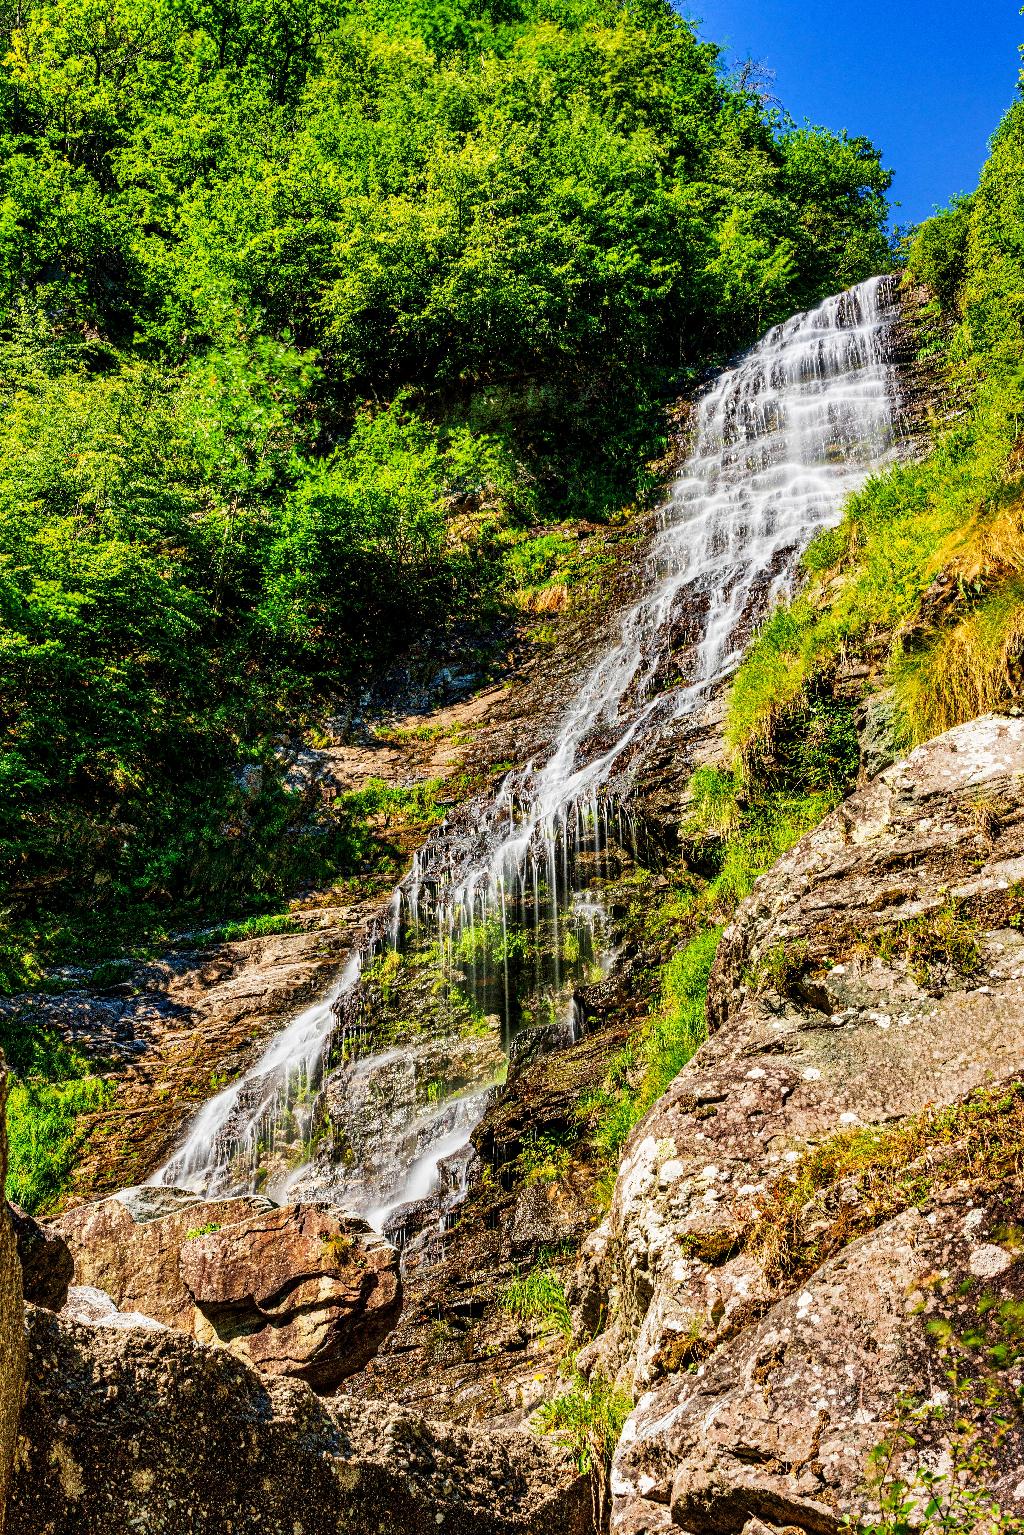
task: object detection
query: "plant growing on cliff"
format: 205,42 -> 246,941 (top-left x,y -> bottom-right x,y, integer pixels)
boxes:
582,923 -> 720,1170
501,1266 -> 572,1340
865,903 -> 982,986
746,1080 -> 1024,1285
534,1370 -> 632,1521
5,1067 -> 112,1213
515,1132 -> 575,1186
726,96 -> 1024,771
852,1292 -> 1024,1535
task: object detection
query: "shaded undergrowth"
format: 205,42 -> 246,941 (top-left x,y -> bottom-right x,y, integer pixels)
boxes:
1,1023 -> 112,1212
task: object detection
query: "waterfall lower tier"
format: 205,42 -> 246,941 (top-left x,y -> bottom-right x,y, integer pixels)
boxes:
152,274 -> 906,1230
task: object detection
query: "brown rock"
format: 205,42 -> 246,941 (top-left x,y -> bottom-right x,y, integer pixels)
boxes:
7,1306 -> 593,1535
0,1058 -> 26,1516
51,1187 -> 275,1330
52,1188 -> 401,1390
178,1202 -> 402,1388
9,1204 -> 73,1310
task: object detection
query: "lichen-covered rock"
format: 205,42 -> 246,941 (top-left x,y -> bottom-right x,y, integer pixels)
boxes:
711,712 -> 1024,1028
579,715 -> 1024,1398
51,1189 -> 400,1390
0,1058 -> 26,1517
555,715 -> 1024,1530
611,1186 -> 1024,1534
7,1306 -> 593,1535
9,1204 -> 73,1310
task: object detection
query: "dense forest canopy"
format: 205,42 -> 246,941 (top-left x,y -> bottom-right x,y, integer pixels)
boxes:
0,0 -> 893,981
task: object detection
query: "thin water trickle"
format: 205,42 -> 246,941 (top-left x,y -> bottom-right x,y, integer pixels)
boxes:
152,276 -> 904,1228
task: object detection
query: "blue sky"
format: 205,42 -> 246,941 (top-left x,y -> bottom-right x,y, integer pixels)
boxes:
683,1 -> 1024,227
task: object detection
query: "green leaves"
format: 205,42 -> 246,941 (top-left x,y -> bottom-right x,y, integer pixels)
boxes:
0,0 -> 894,975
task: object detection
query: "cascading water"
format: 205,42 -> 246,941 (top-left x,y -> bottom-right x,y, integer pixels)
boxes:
153,275 -> 905,1230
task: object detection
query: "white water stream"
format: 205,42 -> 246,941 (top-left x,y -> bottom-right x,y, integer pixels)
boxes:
153,275 -> 904,1229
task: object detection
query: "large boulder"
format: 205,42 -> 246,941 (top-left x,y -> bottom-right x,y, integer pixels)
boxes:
578,715 -> 1024,1395
611,1183 -> 1024,1533
563,715 -> 1024,1530
51,1187 -> 401,1390
0,1058 -> 26,1515
7,1306 -> 593,1535
9,1204 -> 73,1310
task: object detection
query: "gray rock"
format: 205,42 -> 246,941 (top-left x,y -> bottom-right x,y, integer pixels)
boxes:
612,1187 -> 1024,1533
110,1183 -> 221,1224
63,1284 -> 167,1331
857,686 -> 899,778
555,716 -> 1024,1529
7,1307 -> 594,1535
581,715 -> 1024,1397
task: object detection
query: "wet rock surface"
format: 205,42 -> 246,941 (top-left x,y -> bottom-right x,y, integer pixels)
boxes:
7,1305 -> 594,1535
339,694 -> 725,1427
346,1029 -> 618,1425
4,909 -> 372,1202
51,1188 -> 401,1390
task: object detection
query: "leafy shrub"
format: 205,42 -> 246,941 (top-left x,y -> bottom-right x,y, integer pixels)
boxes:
904,195 -> 973,314
5,1068 -> 112,1212
0,0 -> 893,980
534,1371 -> 631,1476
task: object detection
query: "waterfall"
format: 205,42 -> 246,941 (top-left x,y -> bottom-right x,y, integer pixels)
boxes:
152,275 -> 904,1224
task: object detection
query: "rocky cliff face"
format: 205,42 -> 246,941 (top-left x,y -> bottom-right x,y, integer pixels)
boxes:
613,1179 -> 1024,1534
570,714 -> 1024,1532
13,715 -> 1024,1535
0,1056 -> 26,1519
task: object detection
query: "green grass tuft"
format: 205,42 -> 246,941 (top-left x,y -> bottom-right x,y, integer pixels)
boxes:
501,1265 -> 572,1339
534,1371 -> 632,1477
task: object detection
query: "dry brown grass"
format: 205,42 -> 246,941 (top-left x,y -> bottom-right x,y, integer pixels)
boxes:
938,493 -> 1024,585
512,582 -> 569,613
894,582 -> 1024,743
